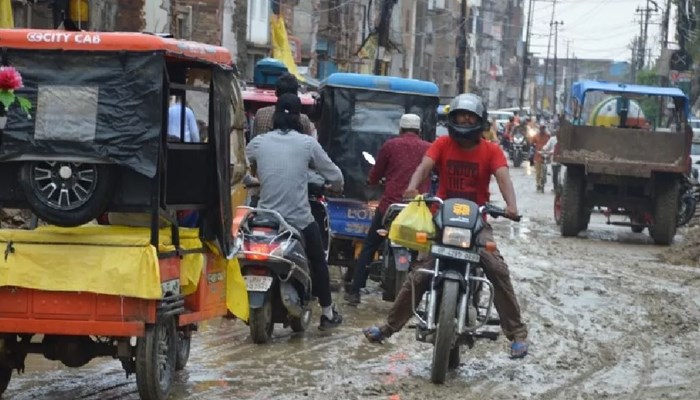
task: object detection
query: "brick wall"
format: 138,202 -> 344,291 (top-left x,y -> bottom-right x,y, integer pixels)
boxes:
176,0 -> 222,44
114,0 -> 146,32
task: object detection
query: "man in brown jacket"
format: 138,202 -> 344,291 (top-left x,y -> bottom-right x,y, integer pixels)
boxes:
253,72 -> 315,138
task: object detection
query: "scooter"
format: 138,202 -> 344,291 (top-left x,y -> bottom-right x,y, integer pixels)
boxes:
235,181 -> 325,343
509,130 -> 529,168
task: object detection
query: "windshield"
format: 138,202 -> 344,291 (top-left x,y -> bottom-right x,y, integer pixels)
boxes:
579,90 -> 684,132
351,101 -> 405,135
489,112 -> 513,120
690,119 -> 700,129
692,143 -> 700,156
436,124 -> 448,137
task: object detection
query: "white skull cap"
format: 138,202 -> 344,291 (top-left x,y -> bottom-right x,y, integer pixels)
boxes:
400,113 -> 421,130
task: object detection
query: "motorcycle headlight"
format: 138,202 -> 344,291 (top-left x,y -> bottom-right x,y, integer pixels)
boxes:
514,135 -> 525,144
442,227 -> 472,248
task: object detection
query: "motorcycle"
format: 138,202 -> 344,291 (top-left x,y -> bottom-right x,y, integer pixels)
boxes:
361,152 -> 414,301
509,129 -> 529,168
677,174 -> 699,227
411,196 -> 520,383
235,181 -> 329,343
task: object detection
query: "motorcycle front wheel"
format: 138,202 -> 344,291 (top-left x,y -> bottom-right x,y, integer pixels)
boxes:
431,280 -> 459,384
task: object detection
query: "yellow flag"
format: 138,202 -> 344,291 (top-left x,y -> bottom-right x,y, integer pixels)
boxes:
0,0 -> 14,29
270,14 -> 304,82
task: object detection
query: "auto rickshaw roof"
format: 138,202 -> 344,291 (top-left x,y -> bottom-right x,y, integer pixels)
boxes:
320,73 -> 439,96
241,87 -> 316,105
0,29 -> 233,66
572,80 -> 688,105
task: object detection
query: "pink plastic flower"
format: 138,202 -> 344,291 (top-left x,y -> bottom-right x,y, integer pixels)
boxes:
0,67 -> 23,91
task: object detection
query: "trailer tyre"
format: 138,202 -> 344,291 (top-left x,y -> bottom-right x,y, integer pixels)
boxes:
560,168 -> 584,237
649,177 -> 679,245
0,367 -> 11,396
136,316 -> 177,400
19,161 -> 115,227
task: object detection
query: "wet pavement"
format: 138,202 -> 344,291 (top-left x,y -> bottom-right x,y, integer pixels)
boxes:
4,164 -> 700,399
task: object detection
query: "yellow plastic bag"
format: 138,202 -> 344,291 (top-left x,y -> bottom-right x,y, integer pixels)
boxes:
388,195 -> 436,253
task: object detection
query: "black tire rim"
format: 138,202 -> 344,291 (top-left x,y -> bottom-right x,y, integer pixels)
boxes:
157,322 -> 174,392
29,161 -> 98,210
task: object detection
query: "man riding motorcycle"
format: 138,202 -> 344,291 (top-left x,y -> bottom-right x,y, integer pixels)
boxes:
344,113 -> 431,305
246,93 -> 344,330
362,93 -> 529,358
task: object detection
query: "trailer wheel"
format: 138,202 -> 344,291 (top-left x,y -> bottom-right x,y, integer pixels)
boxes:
560,168 -> 584,237
135,316 -> 177,400
649,177 -> 679,245
0,367 -> 11,396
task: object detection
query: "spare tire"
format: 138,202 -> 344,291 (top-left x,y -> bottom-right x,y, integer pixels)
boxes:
19,161 -> 115,227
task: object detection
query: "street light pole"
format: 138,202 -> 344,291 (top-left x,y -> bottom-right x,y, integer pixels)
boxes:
551,20 -> 563,115
518,0 -> 535,112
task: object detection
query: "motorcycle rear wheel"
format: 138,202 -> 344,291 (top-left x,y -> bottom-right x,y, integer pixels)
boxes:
431,280 -> 459,384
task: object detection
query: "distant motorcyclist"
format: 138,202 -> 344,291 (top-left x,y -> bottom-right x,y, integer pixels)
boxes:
344,114 -> 431,305
246,93 -> 344,330
362,93 -> 529,358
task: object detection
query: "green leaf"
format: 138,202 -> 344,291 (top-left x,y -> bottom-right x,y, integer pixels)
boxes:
17,96 -> 32,114
0,91 -> 14,110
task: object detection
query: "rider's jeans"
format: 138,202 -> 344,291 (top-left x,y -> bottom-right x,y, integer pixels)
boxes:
379,224 -> 528,342
535,160 -> 545,189
301,221 -> 333,308
350,211 -> 385,294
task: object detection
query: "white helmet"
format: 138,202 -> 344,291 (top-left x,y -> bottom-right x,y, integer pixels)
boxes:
399,113 -> 421,131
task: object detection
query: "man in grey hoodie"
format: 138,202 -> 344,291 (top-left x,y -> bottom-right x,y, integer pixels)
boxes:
246,93 -> 345,329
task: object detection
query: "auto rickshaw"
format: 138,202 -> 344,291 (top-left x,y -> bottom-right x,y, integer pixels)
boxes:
316,73 -> 440,283
242,58 -> 317,142
0,29 -> 249,400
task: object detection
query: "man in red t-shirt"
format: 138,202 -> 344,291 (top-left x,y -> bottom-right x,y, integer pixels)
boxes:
363,93 -> 529,359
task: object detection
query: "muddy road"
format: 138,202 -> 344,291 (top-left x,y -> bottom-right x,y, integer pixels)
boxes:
4,166 -> 700,400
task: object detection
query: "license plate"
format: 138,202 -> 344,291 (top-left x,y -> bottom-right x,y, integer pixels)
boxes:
431,245 -> 480,262
393,248 -> 412,271
244,275 -> 273,292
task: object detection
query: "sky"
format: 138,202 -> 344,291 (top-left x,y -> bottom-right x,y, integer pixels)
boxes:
525,0 -> 669,62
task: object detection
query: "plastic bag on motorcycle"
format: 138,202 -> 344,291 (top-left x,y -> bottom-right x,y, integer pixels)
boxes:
388,195 -> 435,253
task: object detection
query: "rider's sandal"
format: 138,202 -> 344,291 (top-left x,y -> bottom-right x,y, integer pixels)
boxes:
363,326 -> 386,344
510,341 -> 529,359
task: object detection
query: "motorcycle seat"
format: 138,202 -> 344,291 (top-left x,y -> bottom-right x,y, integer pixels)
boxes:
249,214 -> 279,229
249,214 -> 306,248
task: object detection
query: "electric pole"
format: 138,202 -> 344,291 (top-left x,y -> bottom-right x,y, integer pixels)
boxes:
542,0 -> 558,114
551,20 -> 563,115
374,0 -> 398,75
661,0 -> 670,48
457,0 -> 468,93
518,0 -> 535,112
563,39 -> 571,113
635,0 -> 658,73
308,0 -> 320,78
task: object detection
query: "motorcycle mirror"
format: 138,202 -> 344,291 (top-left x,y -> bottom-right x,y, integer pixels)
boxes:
362,151 -> 376,165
